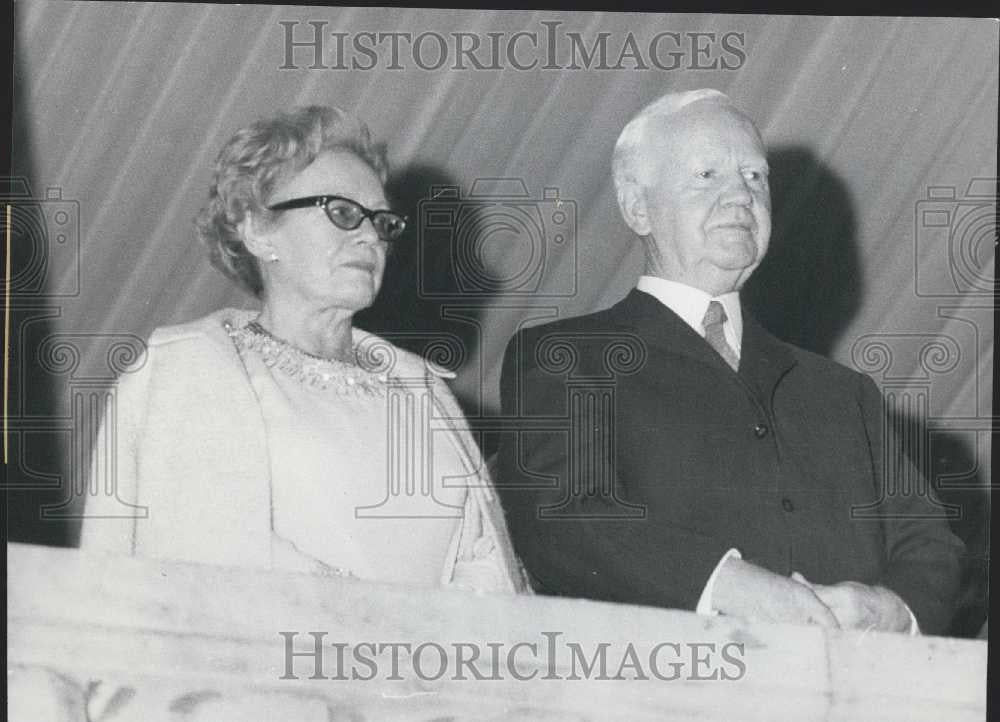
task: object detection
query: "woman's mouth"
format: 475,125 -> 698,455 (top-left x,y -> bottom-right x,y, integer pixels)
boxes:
342,260 -> 376,273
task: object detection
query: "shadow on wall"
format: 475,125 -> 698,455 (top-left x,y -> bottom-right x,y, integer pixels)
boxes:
357,164 -> 494,421
6,55 -> 75,547
743,145 -> 861,356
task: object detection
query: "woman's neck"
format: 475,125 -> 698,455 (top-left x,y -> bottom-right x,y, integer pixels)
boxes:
255,299 -> 355,361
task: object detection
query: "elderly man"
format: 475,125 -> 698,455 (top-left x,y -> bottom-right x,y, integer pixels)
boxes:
496,89 -> 963,634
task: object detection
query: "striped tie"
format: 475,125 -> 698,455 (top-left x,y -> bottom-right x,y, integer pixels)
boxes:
702,301 -> 739,371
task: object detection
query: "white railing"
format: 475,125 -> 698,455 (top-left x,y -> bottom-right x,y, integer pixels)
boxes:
7,543 -> 986,721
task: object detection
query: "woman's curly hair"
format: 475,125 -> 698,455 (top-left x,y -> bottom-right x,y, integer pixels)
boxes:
195,105 -> 388,297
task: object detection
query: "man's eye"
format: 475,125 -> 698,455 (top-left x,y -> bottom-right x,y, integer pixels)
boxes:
696,170 -> 714,179
744,169 -> 768,182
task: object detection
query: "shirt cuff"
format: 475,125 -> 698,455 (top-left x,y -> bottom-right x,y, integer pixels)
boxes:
696,548 -> 742,615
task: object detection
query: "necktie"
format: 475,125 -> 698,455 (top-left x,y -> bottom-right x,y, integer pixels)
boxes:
702,301 -> 739,371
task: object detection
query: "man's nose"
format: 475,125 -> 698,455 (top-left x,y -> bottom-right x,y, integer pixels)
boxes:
719,175 -> 753,207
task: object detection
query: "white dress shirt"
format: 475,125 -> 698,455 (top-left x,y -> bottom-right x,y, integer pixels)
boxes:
636,276 -> 743,358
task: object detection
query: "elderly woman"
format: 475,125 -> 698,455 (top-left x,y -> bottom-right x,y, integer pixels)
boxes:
81,105 -> 525,593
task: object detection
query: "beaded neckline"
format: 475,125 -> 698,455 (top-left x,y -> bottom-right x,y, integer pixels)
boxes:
245,321 -> 356,364
226,318 -> 389,396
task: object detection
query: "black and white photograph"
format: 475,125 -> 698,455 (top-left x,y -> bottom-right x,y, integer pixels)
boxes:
6,3 -> 995,720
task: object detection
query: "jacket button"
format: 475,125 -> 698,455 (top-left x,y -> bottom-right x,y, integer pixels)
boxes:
781,497 -> 794,512
753,423 -> 769,438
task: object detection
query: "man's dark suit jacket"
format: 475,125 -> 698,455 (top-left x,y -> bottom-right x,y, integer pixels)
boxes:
496,289 -> 964,634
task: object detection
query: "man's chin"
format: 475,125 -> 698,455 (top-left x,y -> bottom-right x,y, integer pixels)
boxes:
710,243 -> 759,272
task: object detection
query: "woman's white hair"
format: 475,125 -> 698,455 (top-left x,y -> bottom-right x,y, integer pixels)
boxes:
612,88 -> 735,192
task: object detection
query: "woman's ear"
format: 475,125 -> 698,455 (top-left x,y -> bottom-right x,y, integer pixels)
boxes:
616,182 -> 652,237
238,210 -> 274,260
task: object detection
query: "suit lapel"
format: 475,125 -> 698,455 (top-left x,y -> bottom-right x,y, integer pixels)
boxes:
737,306 -> 798,403
608,289 -> 738,375
607,289 -> 798,402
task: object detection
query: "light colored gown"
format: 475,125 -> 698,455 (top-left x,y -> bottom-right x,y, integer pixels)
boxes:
78,310 -> 527,720
228,320 -> 471,585
80,308 -> 527,593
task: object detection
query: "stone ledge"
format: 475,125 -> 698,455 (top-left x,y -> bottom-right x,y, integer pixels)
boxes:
7,543 -> 987,721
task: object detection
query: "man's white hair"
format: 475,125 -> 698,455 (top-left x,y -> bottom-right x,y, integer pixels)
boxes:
612,88 -> 736,192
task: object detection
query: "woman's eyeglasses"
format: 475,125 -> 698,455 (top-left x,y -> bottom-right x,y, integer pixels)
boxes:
266,195 -> 407,242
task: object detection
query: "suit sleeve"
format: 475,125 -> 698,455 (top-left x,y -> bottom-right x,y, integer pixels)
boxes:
858,374 -> 965,634
495,330 -> 733,609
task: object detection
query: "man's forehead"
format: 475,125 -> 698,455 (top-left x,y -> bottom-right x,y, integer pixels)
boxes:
640,87 -> 732,116
656,99 -> 756,135
645,102 -> 763,153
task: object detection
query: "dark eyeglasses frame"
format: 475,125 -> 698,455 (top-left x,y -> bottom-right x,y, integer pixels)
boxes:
265,194 -> 407,241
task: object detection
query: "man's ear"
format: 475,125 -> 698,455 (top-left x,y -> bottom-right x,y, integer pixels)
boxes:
237,210 -> 274,260
616,182 -> 652,237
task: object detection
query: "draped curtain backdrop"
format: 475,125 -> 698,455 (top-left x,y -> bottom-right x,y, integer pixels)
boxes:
10,3 -> 995,634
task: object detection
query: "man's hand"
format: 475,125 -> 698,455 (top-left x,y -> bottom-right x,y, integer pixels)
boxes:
791,573 -> 913,633
711,558 -> 840,628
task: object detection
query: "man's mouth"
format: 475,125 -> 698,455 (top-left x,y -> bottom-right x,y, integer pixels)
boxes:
711,221 -> 755,233
342,260 -> 376,272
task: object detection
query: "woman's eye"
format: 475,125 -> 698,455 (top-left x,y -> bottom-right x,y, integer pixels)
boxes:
696,170 -> 714,179
330,206 -> 360,223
